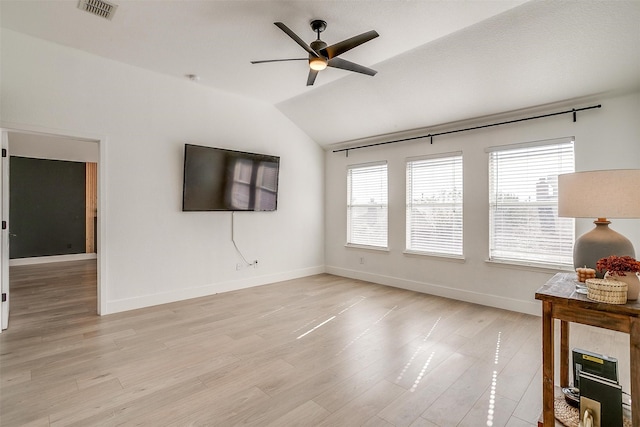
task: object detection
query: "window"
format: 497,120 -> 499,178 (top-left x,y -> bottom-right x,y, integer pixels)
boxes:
488,138 -> 574,267
406,152 -> 463,257
347,162 -> 388,248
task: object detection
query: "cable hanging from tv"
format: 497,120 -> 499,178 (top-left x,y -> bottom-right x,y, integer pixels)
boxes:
231,212 -> 254,267
333,104 -> 602,156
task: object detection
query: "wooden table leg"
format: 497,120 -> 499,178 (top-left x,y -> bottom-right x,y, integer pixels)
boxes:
630,317 -> 640,427
542,301 -> 554,426
560,320 -> 569,387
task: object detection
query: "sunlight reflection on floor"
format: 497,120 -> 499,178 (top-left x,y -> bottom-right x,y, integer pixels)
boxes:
486,331 -> 502,426
395,317 -> 441,388
335,305 -> 397,356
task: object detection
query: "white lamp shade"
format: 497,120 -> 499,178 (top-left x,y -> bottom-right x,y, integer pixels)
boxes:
558,169 -> 640,218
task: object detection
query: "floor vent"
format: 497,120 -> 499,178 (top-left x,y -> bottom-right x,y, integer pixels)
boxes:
78,0 -> 118,20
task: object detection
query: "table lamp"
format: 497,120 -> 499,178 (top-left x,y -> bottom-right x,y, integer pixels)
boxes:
558,169 -> 640,275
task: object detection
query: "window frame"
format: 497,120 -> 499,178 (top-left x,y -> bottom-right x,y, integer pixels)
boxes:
405,151 -> 464,259
346,161 -> 389,250
486,137 -> 575,270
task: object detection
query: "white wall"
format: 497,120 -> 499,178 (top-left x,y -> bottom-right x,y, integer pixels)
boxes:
325,91 -> 640,315
1,29 -> 325,314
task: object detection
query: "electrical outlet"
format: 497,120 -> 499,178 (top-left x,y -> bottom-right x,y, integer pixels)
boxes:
236,263 -> 243,271
253,260 -> 258,268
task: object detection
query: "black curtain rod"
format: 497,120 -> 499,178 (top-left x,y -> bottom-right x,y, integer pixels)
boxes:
333,104 -> 602,155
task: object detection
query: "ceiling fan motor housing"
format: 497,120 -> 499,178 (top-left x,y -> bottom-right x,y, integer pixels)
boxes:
310,40 -> 327,54
309,39 -> 328,70
308,42 -> 328,70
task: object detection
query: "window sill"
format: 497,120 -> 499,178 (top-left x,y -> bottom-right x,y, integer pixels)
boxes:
403,250 -> 465,263
344,243 -> 390,252
485,258 -> 574,273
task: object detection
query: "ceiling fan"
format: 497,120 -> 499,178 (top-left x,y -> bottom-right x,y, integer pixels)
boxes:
251,20 -> 379,86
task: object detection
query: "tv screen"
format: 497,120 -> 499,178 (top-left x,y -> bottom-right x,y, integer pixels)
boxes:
182,144 -> 280,211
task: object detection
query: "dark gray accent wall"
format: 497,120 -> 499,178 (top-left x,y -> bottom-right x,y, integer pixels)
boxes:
9,156 -> 86,259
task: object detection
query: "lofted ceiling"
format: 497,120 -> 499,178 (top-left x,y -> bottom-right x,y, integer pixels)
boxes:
1,1 -> 639,148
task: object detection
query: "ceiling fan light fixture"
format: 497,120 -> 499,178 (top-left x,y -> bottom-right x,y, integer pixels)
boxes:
309,57 -> 328,71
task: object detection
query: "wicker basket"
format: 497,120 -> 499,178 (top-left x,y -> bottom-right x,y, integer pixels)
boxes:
553,396 -> 633,427
585,278 -> 628,304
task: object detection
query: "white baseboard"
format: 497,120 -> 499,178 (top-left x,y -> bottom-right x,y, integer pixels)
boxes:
15,258 -> 539,316
105,265 -> 326,314
10,253 -> 98,266
325,265 -> 541,316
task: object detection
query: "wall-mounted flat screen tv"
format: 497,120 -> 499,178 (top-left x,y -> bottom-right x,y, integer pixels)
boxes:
182,144 -> 280,211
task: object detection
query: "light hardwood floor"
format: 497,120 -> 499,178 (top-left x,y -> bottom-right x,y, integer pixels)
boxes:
0,261 -> 631,426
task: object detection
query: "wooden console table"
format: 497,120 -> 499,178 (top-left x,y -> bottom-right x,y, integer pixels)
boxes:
535,273 -> 639,426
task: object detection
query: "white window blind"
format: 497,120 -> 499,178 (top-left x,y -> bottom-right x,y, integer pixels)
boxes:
488,138 -> 574,267
347,162 -> 388,248
406,152 -> 463,257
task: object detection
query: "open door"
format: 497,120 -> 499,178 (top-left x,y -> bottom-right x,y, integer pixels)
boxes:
1,131 -> 9,330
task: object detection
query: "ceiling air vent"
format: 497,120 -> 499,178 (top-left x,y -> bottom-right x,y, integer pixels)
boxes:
78,0 -> 118,20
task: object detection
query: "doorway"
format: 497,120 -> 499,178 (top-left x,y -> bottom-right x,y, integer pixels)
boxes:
0,126 -> 105,331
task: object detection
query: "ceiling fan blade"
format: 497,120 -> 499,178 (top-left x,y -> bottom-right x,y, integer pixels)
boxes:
307,69 -> 319,86
251,58 -> 307,64
327,57 -> 377,76
274,22 -> 319,58
321,30 -> 379,59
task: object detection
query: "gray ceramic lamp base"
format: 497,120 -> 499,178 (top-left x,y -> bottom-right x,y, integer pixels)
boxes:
574,220 -> 636,278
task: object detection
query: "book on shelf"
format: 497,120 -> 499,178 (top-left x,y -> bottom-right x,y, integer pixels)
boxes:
572,348 -> 618,390
579,370 -> 622,427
